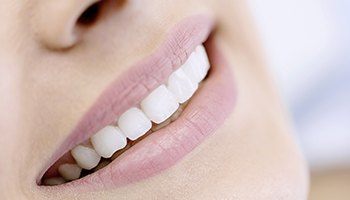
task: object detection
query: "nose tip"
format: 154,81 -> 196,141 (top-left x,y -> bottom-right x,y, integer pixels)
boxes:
32,0 -> 101,49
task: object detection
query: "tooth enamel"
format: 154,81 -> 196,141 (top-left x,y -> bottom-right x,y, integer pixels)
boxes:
43,177 -> 66,186
58,164 -> 82,181
118,107 -> 152,140
71,145 -> 101,170
91,126 -> 127,158
167,68 -> 198,104
195,44 -> 210,80
181,45 -> 210,83
141,85 -> 179,124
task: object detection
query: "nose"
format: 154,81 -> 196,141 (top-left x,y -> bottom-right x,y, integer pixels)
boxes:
32,0 -> 102,49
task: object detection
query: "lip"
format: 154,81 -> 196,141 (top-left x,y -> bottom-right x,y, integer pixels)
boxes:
38,14 -> 237,191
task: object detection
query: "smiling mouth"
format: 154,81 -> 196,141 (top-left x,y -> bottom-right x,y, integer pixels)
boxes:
38,15 -> 237,190
42,44 -> 209,186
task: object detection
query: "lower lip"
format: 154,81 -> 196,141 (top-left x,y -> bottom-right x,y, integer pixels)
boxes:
59,39 -> 237,191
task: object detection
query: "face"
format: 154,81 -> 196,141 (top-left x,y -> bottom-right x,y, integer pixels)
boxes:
0,0 -> 309,199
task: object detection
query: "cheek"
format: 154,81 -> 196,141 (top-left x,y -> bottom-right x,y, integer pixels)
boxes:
0,60 -> 21,142
0,60 -> 26,189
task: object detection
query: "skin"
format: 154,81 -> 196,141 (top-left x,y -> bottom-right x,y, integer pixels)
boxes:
0,0 -> 309,199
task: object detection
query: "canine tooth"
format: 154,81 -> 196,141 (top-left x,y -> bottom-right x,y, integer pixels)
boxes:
71,145 -> 101,170
141,85 -> 179,124
43,177 -> 66,186
91,126 -> 127,158
118,107 -> 152,140
58,164 -> 82,181
167,68 -> 198,104
181,46 -> 210,83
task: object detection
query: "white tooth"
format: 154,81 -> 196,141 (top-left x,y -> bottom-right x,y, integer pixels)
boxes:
91,126 -> 127,158
43,177 -> 66,186
167,68 -> 198,104
71,145 -> 101,170
141,85 -> 179,124
196,44 -> 210,79
181,45 -> 210,83
58,164 -> 82,181
118,107 -> 152,140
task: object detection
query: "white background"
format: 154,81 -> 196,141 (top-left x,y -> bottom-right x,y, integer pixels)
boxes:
248,0 -> 350,170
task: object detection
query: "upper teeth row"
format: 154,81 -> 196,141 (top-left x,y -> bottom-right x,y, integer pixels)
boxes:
50,45 -> 210,184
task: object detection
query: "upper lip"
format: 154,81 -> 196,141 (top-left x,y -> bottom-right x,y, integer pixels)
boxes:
38,14 -> 237,191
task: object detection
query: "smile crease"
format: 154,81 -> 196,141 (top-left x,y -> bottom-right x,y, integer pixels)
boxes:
42,44 -> 210,186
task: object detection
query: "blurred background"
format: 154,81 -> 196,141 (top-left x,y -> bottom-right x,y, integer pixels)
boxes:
248,0 -> 350,199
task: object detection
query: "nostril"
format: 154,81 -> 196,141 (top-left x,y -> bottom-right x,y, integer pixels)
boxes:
77,2 -> 102,26
32,0 -> 103,50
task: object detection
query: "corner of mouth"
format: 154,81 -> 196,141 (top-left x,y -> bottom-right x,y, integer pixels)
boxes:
37,14 -> 237,191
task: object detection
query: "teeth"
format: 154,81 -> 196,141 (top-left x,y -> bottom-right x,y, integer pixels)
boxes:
181,45 -> 210,83
45,45 -> 211,185
141,85 -> 179,124
118,107 -> 152,140
167,68 -> 198,104
58,164 -> 82,181
71,145 -> 101,170
43,177 -> 66,186
195,45 -> 210,80
91,126 -> 127,158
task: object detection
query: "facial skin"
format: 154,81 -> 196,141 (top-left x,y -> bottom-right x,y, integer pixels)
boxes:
0,0 -> 309,199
